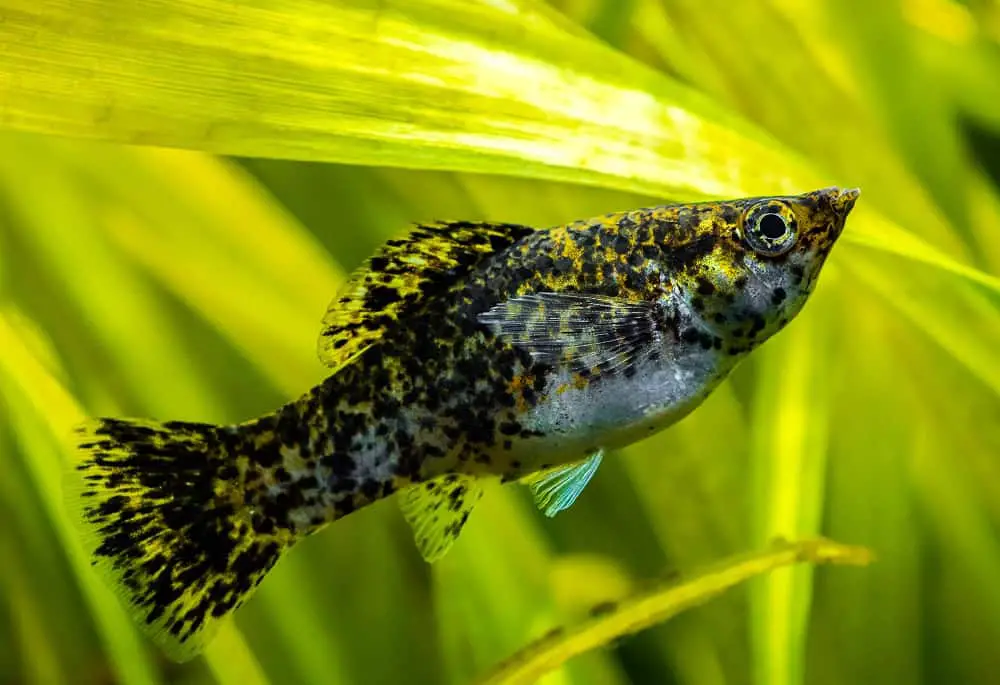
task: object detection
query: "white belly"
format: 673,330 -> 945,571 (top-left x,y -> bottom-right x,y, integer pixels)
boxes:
513,346 -> 731,464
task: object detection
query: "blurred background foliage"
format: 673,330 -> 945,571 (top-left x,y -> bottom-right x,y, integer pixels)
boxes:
0,0 -> 999,684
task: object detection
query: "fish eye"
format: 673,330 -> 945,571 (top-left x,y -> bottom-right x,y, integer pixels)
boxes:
741,200 -> 798,257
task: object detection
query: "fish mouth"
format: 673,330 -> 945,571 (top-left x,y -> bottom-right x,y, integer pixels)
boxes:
831,186 -> 861,216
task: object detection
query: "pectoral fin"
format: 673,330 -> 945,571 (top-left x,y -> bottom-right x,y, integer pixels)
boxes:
521,451 -> 603,517
478,292 -> 662,376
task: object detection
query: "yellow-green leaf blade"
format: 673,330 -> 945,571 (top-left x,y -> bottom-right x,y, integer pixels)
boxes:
0,0 -> 806,198
0,308 -> 271,685
0,309 -> 161,685
475,538 -> 873,685
748,292 -> 835,685
5,0 -> 999,307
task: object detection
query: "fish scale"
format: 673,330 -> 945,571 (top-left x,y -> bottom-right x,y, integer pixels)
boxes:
66,186 -> 859,661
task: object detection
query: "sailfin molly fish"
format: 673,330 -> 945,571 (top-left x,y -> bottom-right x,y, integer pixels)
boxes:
66,186 -> 859,660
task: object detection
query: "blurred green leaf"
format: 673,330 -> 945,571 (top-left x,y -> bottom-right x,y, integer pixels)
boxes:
0,309 -> 164,685
0,134 -> 222,418
82,144 -> 342,393
203,628 -> 270,685
1,2 -> 999,684
840,244 -> 1000,397
69,142 -> 443,685
911,428 -> 1000,683
435,485 -> 628,685
748,287 -> 835,685
0,0 -> 794,197
2,0 -> 999,302
618,382 -> 752,684
476,538 -> 873,685
0,529 -> 69,685
807,290 -> 924,685
832,0 -> 972,232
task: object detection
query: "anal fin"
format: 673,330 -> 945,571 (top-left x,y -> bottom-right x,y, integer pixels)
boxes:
521,451 -> 603,517
400,474 -> 484,562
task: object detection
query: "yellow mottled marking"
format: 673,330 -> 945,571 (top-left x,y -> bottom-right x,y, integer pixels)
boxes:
509,372 -> 535,412
280,445 -> 307,472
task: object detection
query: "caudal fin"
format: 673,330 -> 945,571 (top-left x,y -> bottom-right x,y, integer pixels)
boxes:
65,418 -> 293,661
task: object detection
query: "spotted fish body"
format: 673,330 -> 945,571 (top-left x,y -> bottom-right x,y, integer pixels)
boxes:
68,187 -> 858,660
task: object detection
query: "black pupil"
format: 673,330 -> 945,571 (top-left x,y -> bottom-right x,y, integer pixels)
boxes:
759,212 -> 787,240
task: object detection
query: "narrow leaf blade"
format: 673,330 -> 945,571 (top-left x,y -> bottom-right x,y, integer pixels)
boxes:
475,538 -> 873,685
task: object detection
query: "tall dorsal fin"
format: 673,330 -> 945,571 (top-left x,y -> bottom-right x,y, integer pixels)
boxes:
317,221 -> 536,370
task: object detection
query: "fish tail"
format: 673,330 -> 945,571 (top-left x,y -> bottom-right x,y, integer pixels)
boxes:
65,417 -> 295,662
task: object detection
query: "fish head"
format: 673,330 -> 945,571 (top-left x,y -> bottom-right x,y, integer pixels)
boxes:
680,186 -> 858,351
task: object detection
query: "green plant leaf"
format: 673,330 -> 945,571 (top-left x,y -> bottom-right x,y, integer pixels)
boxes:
0,133 -> 224,419
0,309 -> 162,685
0,307 -> 271,685
829,0 -> 971,231
57,140 -> 442,685
0,0 -> 795,197
435,485 -> 629,685
748,293 -> 834,685
808,290 -> 924,685
73,143 -> 343,394
617,381 -> 752,683
3,0 -> 998,302
0,530 -> 70,685
2,4 -> 1000,684
474,538 -> 873,685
